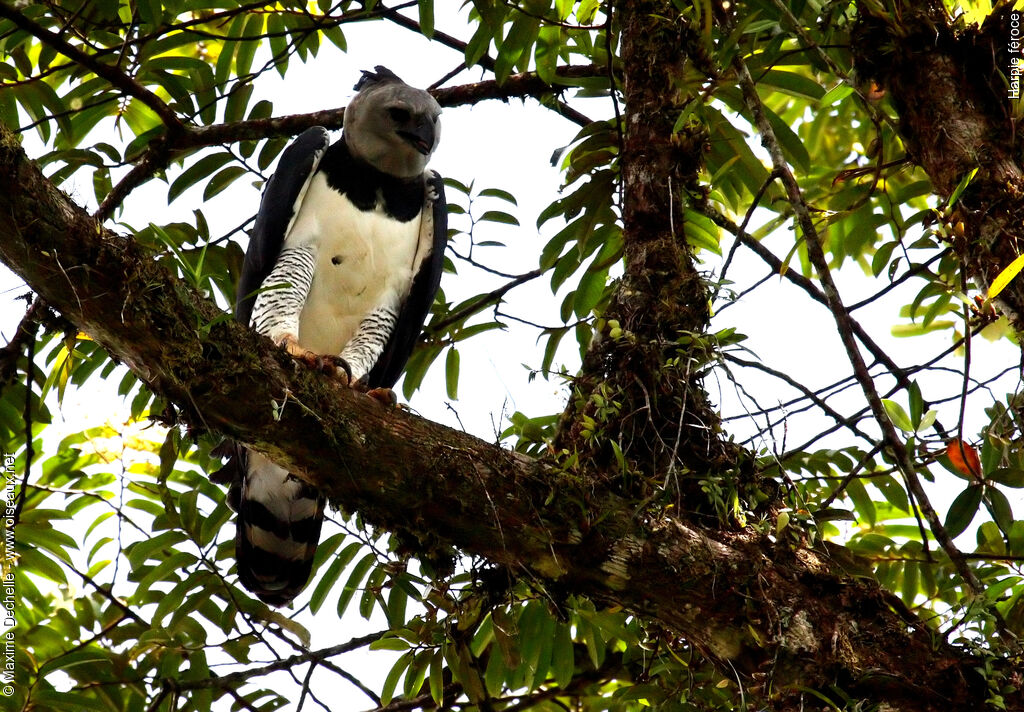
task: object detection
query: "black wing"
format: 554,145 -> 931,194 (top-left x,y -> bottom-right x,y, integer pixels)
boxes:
235,126 -> 331,326
367,170 -> 448,389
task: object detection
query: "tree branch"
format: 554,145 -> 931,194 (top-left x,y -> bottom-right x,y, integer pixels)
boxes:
94,66 -> 599,221
379,5 -> 594,126
173,632 -> 382,691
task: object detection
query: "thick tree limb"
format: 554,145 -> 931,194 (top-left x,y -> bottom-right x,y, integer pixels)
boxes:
0,114 -> 1015,712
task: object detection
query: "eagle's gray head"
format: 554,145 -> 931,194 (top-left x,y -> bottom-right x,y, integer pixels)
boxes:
343,66 -> 442,179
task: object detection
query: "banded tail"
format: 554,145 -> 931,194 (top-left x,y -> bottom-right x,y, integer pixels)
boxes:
220,448 -> 325,606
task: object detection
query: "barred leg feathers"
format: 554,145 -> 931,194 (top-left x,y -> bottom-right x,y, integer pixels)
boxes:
339,305 -> 399,383
250,246 -> 318,342
236,451 -> 325,607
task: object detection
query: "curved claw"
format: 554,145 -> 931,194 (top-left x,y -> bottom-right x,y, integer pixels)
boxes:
321,355 -> 352,386
277,335 -> 352,385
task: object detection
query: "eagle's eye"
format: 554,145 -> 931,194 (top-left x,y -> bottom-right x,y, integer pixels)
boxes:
388,107 -> 411,123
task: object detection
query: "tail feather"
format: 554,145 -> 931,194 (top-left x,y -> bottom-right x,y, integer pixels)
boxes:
235,450 -> 324,606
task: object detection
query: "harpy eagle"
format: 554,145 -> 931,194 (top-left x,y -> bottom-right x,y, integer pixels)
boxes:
215,67 -> 446,606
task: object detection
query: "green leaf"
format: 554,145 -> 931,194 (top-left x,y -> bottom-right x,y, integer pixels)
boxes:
202,165 -> 248,201
258,136 -> 287,171
464,23 -> 493,69
684,209 -> 722,254
359,565 -> 385,619
478,187 -> 518,204
371,636 -> 411,651
127,530 -> 187,570
985,486 -> 1014,535
948,166 -> 979,207
535,25 -> 560,84
873,475 -> 910,514
479,209 -> 520,226
890,320 -> 956,337
136,0 -> 163,28
429,649 -> 444,705
122,99 -> 162,137
323,23 -> 347,52
381,652 -> 412,706
944,484 -> 983,539
761,104 -> 810,174
19,546 -> 68,585
759,70 -> 825,100
872,240 -> 898,277
485,639 -> 509,694
528,613 -> 556,690
236,15 -> 264,77
574,266 -> 608,319
577,0 -> 600,23
551,622 -> 574,687
194,62 -> 218,126
845,476 -> 876,528
492,606 -> 521,669
987,468 -> 1024,488
820,83 -> 854,106
541,326 -> 567,375
386,575 -> 414,627
403,649 -> 431,698
988,253 -> 1024,301
494,17 -> 540,83
581,616 -> 604,668
881,399 -> 914,433
309,541 -> 362,614
224,84 -> 254,124
917,409 -> 937,433
268,13 -> 289,77
402,343 -> 443,399
418,0 -> 435,38
901,560 -> 919,604
215,15 -> 246,86
336,552 -> 376,618
908,381 -> 924,425
445,347 -> 460,400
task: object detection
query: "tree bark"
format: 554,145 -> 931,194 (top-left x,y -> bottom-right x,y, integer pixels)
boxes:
555,2 -> 747,508
0,118 -> 1018,710
853,0 -> 1024,331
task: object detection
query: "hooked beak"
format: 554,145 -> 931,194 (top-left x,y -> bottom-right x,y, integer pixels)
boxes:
398,118 -> 435,155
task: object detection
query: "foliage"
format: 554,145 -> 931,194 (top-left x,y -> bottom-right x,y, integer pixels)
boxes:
1,0 -> 1023,710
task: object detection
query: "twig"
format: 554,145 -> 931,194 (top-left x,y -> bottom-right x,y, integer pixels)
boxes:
705,205 -> 952,441
426,268 -> 544,335
724,354 -> 875,444
380,5 -> 594,126
171,632 -> 383,691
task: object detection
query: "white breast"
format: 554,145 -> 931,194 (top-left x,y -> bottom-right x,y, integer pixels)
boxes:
283,173 -> 424,355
